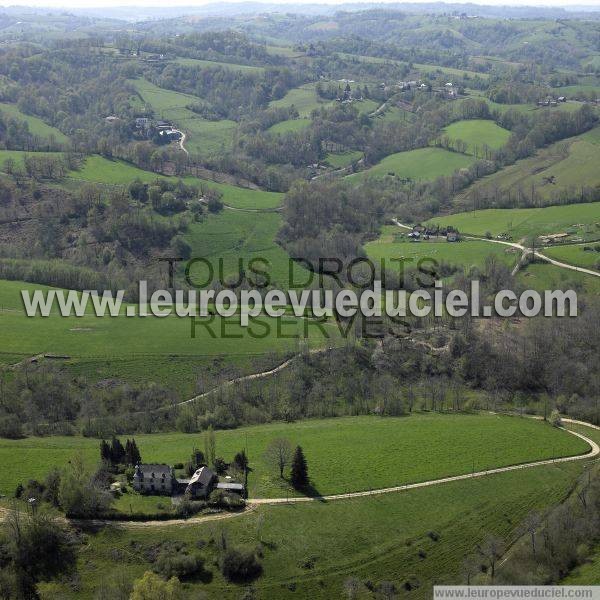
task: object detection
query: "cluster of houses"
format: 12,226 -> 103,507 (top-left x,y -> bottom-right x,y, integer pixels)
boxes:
132,464 -> 245,499
538,232 -> 570,244
537,95 -> 567,107
395,81 -> 458,98
135,117 -> 182,142
407,224 -> 460,242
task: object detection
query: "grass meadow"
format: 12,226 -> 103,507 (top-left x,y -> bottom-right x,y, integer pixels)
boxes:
0,275 -> 337,393
348,147 -> 475,182
39,453 -> 584,598
427,203 -> 600,239
517,262 -> 600,296
442,119 -> 511,155
170,57 -> 264,73
0,102 -> 69,144
365,227 -> 518,271
128,79 -> 236,156
267,118 -> 311,134
544,245 -> 600,270
454,128 -> 600,204
269,83 -> 331,117
181,209 -> 311,288
325,150 -> 363,168
69,154 -> 283,209
0,414 -> 589,499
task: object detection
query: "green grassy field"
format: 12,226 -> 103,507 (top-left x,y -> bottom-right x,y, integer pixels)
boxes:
544,244 -> 600,271
270,83 -> 331,117
69,155 -> 283,209
427,203 -> 600,240
170,57 -> 264,73
0,414 -> 588,500
365,226 -> 518,271
349,147 -> 475,182
0,273 -> 335,394
39,458 -> 584,599
269,85 -> 376,118
454,128 -> 600,205
0,102 -> 69,144
337,52 -> 489,80
129,79 -> 236,156
267,118 -> 311,134
517,262 -> 600,296
442,119 -> 511,155
325,150 -> 362,168
182,209 -> 310,288
0,149 -> 63,167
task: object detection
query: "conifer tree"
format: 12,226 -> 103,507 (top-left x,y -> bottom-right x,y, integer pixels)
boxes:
290,446 -> 308,489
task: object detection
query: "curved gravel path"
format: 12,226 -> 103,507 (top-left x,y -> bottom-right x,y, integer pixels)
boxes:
247,420 -> 599,505
0,419 -> 595,528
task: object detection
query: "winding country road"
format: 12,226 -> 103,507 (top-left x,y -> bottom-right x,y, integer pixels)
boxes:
392,219 -> 600,278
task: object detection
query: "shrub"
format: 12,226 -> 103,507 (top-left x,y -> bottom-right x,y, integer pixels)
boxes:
549,409 -> 562,427
0,415 -> 24,439
220,547 -> 262,583
176,499 -> 206,518
154,550 -> 203,580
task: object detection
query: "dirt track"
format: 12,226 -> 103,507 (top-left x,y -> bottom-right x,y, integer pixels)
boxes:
0,419 -> 596,528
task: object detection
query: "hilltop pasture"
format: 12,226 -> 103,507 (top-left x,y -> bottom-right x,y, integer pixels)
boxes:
349,147 -> 475,182
0,275 -> 336,393
47,462 -> 584,599
442,119 -> 511,155
454,128 -> 600,206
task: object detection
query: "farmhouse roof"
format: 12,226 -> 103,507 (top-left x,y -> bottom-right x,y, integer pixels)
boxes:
188,466 -> 216,487
135,464 -> 172,477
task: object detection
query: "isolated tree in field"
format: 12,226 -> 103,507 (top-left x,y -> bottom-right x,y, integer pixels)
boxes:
290,446 -> 309,489
191,448 -> 205,469
233,450 -> 249,473
478,535 -> 505,581
264,438 -> 292,478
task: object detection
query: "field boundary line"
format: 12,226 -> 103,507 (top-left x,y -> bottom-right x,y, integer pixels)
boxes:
248,421 -> 599,505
